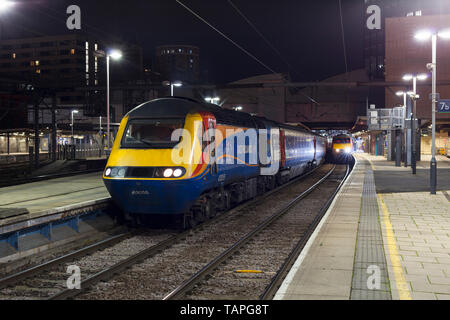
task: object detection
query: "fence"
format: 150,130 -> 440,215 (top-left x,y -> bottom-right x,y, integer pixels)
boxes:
57,144 -> 105,160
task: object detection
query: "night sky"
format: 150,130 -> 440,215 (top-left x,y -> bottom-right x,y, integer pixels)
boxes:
2,0 -> 365,84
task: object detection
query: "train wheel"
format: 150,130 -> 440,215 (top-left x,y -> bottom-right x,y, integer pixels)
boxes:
184,211 -> 199,229
204,199 -> 216,219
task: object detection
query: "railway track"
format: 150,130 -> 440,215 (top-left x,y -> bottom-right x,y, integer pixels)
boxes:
0,163 -> 349,300
63,164 -> 345,300
0,230 -> 176,300
164,164 -> 350,300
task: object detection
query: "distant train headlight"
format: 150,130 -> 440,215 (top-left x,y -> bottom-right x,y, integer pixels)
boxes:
163,168 -> 174,178
105,168 -> 112,176
173,168 -> 183,178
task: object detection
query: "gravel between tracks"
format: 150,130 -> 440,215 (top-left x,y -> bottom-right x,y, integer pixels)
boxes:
75,164 -> 337,300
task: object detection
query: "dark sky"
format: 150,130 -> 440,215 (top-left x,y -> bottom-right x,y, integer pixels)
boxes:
2,0 -> 365,84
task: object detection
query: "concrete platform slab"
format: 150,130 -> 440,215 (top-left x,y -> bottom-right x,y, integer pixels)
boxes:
275,153 -> 450,300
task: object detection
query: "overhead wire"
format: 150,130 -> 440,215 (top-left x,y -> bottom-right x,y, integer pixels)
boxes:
175,0 -> 277,74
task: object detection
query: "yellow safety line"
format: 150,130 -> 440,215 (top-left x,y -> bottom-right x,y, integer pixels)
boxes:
235,270 -> 263,274
378,193 -> 412,300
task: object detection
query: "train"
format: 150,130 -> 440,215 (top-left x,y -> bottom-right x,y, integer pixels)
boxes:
103,97 -> 327,228
331,134 -> 353,163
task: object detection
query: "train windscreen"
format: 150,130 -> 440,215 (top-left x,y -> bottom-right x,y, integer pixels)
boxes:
121,119 -> 185,148
333,137 -> 351,144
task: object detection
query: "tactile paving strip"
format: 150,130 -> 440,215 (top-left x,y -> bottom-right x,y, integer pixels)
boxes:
350,166 -> 392,300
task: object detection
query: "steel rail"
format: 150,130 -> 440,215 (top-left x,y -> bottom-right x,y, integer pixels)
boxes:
0,231 -> 132,291
260,163 -> 352,300
49,164 -> 328,300
163,165 -> 337,300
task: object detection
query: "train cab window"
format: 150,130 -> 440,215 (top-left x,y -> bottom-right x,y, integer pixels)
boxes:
121,119 -> 185,149
334,138 -> 351,144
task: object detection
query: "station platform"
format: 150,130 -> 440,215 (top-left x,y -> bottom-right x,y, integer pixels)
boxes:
0,172 -> 109,228
275,153 -> 450,300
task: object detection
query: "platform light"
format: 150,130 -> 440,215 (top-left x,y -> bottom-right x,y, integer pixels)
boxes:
402,74 -> 413,81
0,0 -> 14,12
172,82 -> 183,87
438,29 -> 450,39
109,50 -> 123,60
396,91 -> 405,96
417,73 -> 428,81
415,30 -> 433,41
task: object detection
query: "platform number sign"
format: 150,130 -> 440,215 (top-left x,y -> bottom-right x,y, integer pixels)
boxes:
438,100 -> 450,113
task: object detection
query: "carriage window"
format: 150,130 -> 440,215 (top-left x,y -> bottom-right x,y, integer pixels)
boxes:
121,119 -> 185,148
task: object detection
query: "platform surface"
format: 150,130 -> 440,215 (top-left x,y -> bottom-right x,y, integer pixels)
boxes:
0,172 -> 109,227
275,153 -> 450,300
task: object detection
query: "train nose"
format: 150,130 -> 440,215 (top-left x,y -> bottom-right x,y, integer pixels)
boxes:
103,178 -> 202,215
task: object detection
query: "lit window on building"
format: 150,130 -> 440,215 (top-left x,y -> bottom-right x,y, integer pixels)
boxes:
12,53 -> 16,59
406,12 -> 414,17
95,43 -> 98,51
71,49 -> 75,55
415,10 -> 422,16
35,60 -> 40,66
30,61 -> 35,66
36,69 -> 41,74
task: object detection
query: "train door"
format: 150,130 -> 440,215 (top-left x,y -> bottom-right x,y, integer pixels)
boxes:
279,130 -> 286,168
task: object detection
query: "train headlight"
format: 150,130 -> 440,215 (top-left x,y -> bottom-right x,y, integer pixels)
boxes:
163,168 -> 174,178
173,168 -> 183,178
335,149 -> 341,153
345,148 -> 351,154
111,168 -> 118,176
118,168 -> 126,177
105,168 -> 112,176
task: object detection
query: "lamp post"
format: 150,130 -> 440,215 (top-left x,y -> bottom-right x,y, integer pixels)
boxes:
415,29 -> 450,194
71,110 -> 79,142
94,49 -> 123,151
402,73 -> 428,174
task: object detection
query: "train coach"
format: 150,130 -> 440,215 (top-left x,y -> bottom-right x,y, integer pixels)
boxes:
103,97 -> 327,228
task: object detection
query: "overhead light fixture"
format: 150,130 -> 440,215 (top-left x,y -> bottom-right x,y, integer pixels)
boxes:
109,50 -> 123,60
415,30 -> 433,41
438,29 -> 450,39
417,73 -> 428,81
0,0 -> 14,12
403,74 -> 413,81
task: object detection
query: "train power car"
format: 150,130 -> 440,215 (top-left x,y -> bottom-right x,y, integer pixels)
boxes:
331,134 -> 353,163
103,97 -> 327,228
